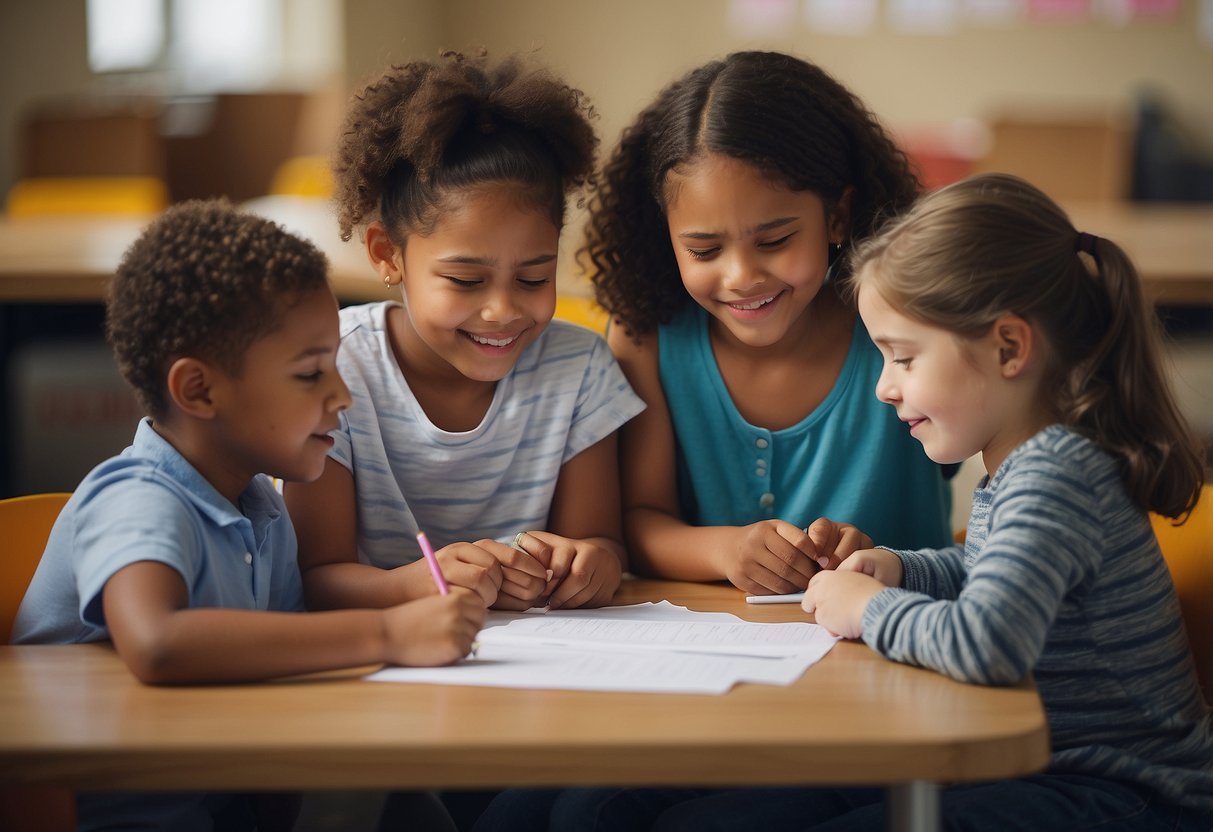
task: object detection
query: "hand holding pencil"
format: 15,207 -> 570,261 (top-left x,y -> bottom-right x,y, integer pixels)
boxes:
374,532 -> 483,666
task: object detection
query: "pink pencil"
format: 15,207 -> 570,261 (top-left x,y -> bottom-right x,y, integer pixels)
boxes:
416,531 -> 449,595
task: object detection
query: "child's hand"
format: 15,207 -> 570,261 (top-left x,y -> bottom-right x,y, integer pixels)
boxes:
486,533 -> 555,611
523,531 -> 622,610
803,518 -> 874,570
434,541 -> 505,606
837,547 -> 903,587
719,520 -> 817,595
381,588 -> 485,666
801,571 -> 885,640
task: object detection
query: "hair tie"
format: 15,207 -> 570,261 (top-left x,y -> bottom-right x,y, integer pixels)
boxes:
1075,231 -> 1101,257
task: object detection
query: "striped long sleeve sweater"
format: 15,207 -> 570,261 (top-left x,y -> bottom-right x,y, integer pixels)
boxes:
862,424 -> 1213,812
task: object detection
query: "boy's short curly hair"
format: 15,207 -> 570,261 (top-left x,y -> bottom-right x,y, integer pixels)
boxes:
333,50 -> 597,244
106,199 -> 330,419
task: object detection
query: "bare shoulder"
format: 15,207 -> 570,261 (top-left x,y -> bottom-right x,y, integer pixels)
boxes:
607,321 -> 657,370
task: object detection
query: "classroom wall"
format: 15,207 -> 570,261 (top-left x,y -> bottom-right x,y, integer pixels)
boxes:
0,4 -> 95,205
438,0 -> 1213,177
3,2 -> 1212,205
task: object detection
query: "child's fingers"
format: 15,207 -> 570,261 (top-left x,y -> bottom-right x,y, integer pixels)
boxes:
768,521 -> 822,578
499,565 -> 547,600
489,591 -> 539,612
760,524 -> 817,583
479,537 -> 550,579
510,532 -> 554,569
547,563 -> 609,610
740,557 -> 807,596
800,518 -> 869,570
549,577 -> 597,610
544,544 -> 577,586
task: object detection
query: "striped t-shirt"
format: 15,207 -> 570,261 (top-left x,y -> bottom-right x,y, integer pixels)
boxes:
864,424 -> 1213,811
329,302 -> 645,568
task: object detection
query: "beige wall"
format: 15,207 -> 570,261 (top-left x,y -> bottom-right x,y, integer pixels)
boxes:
0,4 -> 94,206
443,0 -> 1213,167
2,1 -> 1211,201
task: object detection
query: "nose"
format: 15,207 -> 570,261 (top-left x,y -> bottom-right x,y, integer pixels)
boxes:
721,250 -> 761,293
480,286 -> 522,324
329,370 -> 353,413
874,365 -> 899,405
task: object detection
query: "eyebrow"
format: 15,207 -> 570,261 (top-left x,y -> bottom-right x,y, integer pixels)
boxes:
290,345 -> 336,361
678,216 -> 799,240
436,254 -> 557,268
871,336 -> 915,350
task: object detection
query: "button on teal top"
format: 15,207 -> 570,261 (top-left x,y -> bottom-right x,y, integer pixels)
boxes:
658,305 -> 952,550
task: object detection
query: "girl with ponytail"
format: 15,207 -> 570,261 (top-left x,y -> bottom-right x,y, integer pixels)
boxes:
788,172 -> 1209,830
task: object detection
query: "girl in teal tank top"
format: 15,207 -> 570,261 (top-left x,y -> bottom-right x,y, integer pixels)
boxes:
660,304 -> 950,550
582,50 -> 952,596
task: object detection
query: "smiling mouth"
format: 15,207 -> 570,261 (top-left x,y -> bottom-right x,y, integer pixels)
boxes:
464,332 -> 519,348
727,294 -> 778,311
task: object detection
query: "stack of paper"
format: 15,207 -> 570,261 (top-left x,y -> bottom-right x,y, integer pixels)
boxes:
366,601 -> 839,695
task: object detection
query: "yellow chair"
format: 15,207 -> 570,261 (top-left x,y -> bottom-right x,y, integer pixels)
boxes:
0,492 -> 71,643
0,492 -> 75,832
554,295 -> 609,335
1151,485 -> 1213,703
5,176 -> 168,217
268,154 -> 333,198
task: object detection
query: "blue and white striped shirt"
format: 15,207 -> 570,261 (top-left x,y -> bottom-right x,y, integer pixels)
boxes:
330,302 -> 645,568
864,425 -> 1213,811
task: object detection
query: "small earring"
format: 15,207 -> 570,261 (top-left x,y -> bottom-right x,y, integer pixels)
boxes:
382,274 -> 392,287
824,242 -> 844,284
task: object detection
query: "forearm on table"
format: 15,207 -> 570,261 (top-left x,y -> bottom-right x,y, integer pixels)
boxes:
624,508 -> 732,581
301,560 -> 426,610
116,607 -> 390,685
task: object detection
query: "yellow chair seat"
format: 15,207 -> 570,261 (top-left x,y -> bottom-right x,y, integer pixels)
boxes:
1151,485 -> 1213,702
6,176 -> 167,217
554,295 -> 609,335
1,492 -> 71,643
0,492 -> 76,829
269,155 -> 333,198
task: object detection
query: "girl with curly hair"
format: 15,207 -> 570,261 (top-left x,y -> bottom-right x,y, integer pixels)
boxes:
585,51 -> 952,598
284,52 -> 644,618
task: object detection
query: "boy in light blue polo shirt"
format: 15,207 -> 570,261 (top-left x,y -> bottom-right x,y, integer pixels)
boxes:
12,201 -> 485,831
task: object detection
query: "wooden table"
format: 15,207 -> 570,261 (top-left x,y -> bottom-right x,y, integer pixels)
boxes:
1064,200 -> 1213,306
0,198 -> 1209,305
0,198 -> 386,304
0,580 -> 1048,831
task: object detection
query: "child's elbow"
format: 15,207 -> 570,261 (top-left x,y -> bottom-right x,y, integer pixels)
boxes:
952,649 -> 1032,687
122,646 -> 179,685
115,634 -> 192,686
973,662 -> 1030,687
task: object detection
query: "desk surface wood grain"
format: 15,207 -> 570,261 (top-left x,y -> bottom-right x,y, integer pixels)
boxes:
0,580 -> 1049,792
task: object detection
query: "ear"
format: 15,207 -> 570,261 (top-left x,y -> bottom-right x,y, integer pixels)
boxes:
828,186 -> 855,244
365,221 -> 405,288
991,313 -> 1035,379
165,357 -> 219,420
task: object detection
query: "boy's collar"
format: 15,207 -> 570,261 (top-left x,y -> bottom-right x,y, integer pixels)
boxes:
131,418 -> 276,526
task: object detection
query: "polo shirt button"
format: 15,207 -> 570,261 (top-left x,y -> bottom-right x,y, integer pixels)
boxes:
755,437 -> 769,449
760,492 -> 774,508
244,552 -> 253,565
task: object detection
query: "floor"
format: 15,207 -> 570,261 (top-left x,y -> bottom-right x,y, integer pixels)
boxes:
293,791 -> 387,832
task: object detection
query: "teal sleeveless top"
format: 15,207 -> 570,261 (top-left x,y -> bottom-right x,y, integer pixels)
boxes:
658,305 -> 952,549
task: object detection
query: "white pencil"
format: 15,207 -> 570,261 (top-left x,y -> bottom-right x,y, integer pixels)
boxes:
744,591 -> 806,605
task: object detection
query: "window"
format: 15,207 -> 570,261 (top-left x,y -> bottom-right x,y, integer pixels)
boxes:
85,0 -> 340,91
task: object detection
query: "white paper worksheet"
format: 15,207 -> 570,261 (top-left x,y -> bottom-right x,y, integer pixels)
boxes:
366,602 -> 839,694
